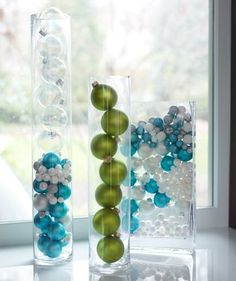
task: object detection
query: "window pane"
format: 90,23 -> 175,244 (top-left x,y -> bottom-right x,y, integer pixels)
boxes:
0,0 -> 211,222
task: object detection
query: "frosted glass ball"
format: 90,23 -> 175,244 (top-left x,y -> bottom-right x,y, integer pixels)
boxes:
138,143 -> 152,159
183,134 -> 192,144
131,185 -> 145,201
143,157 -> 159,174
41,106 -> 68,130
35,83 -> 63,107
38,130 -> 64,152
33,194 -> 48,211
42,57 -> 66,83
38,7 -> 66,20
138,172 -> 150,184
131,157 -> 143,170
38,35 -> 63,58
145,122 -> 154,132
156,131 -> 166,142
183,122 -> 192,133
139,199 -> 155,215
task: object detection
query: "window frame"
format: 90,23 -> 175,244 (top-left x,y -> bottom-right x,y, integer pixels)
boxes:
0,0 -> 231,246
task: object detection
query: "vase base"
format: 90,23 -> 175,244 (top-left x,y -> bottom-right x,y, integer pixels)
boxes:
34,253 -> 72,266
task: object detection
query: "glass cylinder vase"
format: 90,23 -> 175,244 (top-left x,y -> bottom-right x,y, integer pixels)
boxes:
129,101 -> 196,254
88,76 -> 131,274
31,7 -> 73,265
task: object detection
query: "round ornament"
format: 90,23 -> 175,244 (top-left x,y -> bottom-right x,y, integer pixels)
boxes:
93,208 -> 120,236
37,234 -> 50,253
46,221 -> 66,240
97,236 -> 124,263
91,134 -> 117,160
91,82 -> 117,110
42,152 -> 61,169
42,57 -> 66,84
38,34 -> 62,58
56,183 -> 71,200
36,83 -> 63,108
34,213 -> 51,230
45,240 -> 62,258
95,183 -> 122,207
99,159 -> 127,185
49,202 -> 68,218
41,105 -> 68,130
101,109 -> 129,136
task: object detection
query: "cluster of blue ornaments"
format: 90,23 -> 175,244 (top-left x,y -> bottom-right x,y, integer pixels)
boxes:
33,152 -> 72,258
121,105 -> 193,234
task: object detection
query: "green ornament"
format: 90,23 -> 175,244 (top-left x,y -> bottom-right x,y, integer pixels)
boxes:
93,208 -> 120,236
90,134 -> 117,160
97,236 -> 124,263
101,109 -> 129,136
95,183 -> 122,207
91,82 -> 118,111
99,159 -> 127,185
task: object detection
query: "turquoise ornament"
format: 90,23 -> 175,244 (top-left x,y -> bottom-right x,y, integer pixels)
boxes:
42,152 -> 61,169
142,132 -> 151,142
61,158 -> 70,167
37,234 -> 51,253
49,202 -> 68,218
144,178 -> 159,193
34,213 -> 51,230
178,149 -> 192,161
56,183 -> 71,200
153,118 -> 163,129
130,216 -> 140,234
154,192 -> 170,208
45,240 -> 62,258
161,155 -> 175,171
136,126 -> 144,135
33,179 -> 47,194
46,221 -> 66,240
121,198 -> 138,215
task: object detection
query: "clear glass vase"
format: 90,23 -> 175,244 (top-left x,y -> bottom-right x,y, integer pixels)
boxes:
31,7 -> 73,265
129,101 -> 196,254
88,76 -> 131,274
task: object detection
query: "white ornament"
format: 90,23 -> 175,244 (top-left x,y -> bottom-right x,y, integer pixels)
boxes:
35,173 -> 43,181
138,143 -> 152,159
51,175 -> 59,184
131,157 -> 143,170
38,34 -> 62,58
48,168 -> 56,176
183,134 -> 192,144
43,174 -> 50,182
139,199 -> 155,215
39,182 -> 48,191
49,196 -> 58,205
131,185 -> 145,201
56,213 -> 72,226
183,122 -> 192,133
145,122 -> 154,132
48,184 -> 58,194
156,131 -> 166,142
57,197 -> 64,203
156,143 -> 167,156
38,165 -> 47,174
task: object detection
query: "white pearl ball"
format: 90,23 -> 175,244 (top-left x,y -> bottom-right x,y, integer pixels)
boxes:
49,196 -> 58,205
138,172 -> 150,184
57,197 -> 64,203
178,105 -> 186,114
183,122 -> 192,133
131,157 -> 143,170
43,174 -> 50,182
183,134 -> 192,144
139,199 -> 155,215
39,182 -> 48,191
156,143 -> 167,156
145,123 -> 154,132
51,175 -> 59,184
38,165 -> 47,174
156,131 -> 166,142
48,168 -> 56,176
131,185 -> 145,200
138,143 -> 152,159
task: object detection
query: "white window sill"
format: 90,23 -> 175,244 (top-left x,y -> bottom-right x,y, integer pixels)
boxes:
0,227 -> 235,280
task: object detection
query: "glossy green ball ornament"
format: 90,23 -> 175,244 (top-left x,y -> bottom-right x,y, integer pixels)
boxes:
91,82 -> 118,111
93,208 -> 120,236
91,134 -> 117,160
99,159 -> 127,185
95,183 -> 122,207
97,236 -> 125,263
101,109 -> 129,136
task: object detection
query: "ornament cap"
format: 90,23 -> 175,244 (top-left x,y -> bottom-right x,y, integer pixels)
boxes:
92,81 -> 99,88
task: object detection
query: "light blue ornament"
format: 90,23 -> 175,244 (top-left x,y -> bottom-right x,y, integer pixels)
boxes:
121,198 -> 138,215
49,202 -> 68,219
144,178 -> 159,193
178,149 -> 192,161
34,213 -> 52,230
56,183 -> 71,200
46,221 -> 66,240
130,216 -> 140,234
154,192 -> 170,208
42,152 -> 61,169
123,170 -> 136,186
37,234 -> 51,253
45,240 -> 62,258
161,155 -> 175,171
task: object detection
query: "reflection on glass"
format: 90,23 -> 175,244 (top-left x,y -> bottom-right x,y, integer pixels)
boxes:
34,264 -> 72,281
131,252 -> 196,281
90,271 -> 131,281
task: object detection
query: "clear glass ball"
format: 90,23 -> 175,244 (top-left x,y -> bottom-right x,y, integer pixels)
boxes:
38,35 -> 63,58
35,83 -> 63,107
37,130 -> 64,151
40,106 -> 68,130
42,57 -> 66,84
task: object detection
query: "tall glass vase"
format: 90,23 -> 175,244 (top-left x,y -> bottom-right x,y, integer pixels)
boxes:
129,101 -> 196,254
88,76 -> 131,274
31,7 -> 72,265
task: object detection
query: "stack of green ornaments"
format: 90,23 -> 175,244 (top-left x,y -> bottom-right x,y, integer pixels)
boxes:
90,81 -> 129,263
